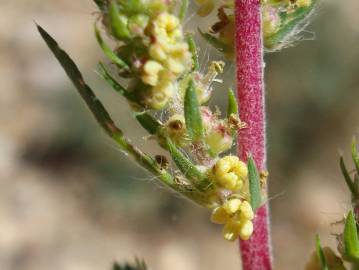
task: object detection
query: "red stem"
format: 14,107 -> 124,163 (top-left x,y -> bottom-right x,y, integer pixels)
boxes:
235,0 -> 273,269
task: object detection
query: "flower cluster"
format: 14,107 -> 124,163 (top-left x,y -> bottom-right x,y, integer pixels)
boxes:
98,0 -> 191,109
211,197 -> 254,241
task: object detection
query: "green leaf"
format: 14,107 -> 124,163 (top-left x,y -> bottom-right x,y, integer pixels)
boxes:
340,156 -> 358,199
247,156 -> 262,211
97,63 -> 137,102
344,210 -> 359,261
198,28 -> 232,54
95,24 -> 130,70
186,35 -> 199,71
109,0 -> 131,39
179,0 -> 189,22
135,112 -> 162,135
184,80 -> 204,141
352,137 -> 359,175
227,88 -> 238,118
165,138 -> 207,186
315,235 -> 329,270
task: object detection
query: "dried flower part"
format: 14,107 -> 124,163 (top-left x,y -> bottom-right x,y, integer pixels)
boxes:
211,198 -> 254,241
165,114 -> 189,147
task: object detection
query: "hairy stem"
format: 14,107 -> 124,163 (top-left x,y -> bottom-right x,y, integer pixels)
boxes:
235,0 -> 273,269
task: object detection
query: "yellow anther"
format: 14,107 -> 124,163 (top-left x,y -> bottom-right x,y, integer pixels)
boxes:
223,198 -> 242,214
239,201 -> 254,220
142,60 -> 164,86
211,207 -> 230,224
238,220 -> 254,241
150,44 -> 167,62
210,198 -> 254,241
213,156 -> 248,191
223,221 -> 241,241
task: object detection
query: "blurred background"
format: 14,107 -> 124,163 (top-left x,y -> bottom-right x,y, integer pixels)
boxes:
1,0 -> 359,269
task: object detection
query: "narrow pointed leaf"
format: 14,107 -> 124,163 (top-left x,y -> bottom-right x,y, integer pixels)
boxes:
315,235 -> 329,270
186,35 -> 199,71
352,137 -> 359,174
340,156 -> 358,199
184,80 -> 203,141
344,210 -> 359,261
247,156 -> 262,211
95,24 -> 130,70
97,63 -> 137,102
227,88 -> 238,117
109,0 -> 131,39
135,112 -> 162,135
198,28 -> 232,53
37,24 -> 175,187
166,138 -> 207,186
179,0 -> 189,22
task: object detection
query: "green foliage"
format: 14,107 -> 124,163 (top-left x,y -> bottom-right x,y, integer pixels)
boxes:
135,112 -> 162,135
315,235 -> 329,270
227,88 -> 238,118
184,80 -> 204,141
166,138 -> 208,188
95,24 -> 130,70
186,35 -> 199,71
109,1 -> 131,39
343,210 -> 359,262
247,156 -> 262,211
97,63 -> 137,102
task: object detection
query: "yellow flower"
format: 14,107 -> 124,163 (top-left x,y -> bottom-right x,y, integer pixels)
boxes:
152,13 -> 182,45
150,31 -> 190,76
211,198 -> 254,241
212,156 -> 248,191
141,60 -> 164,86
144,71 -> 175,109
